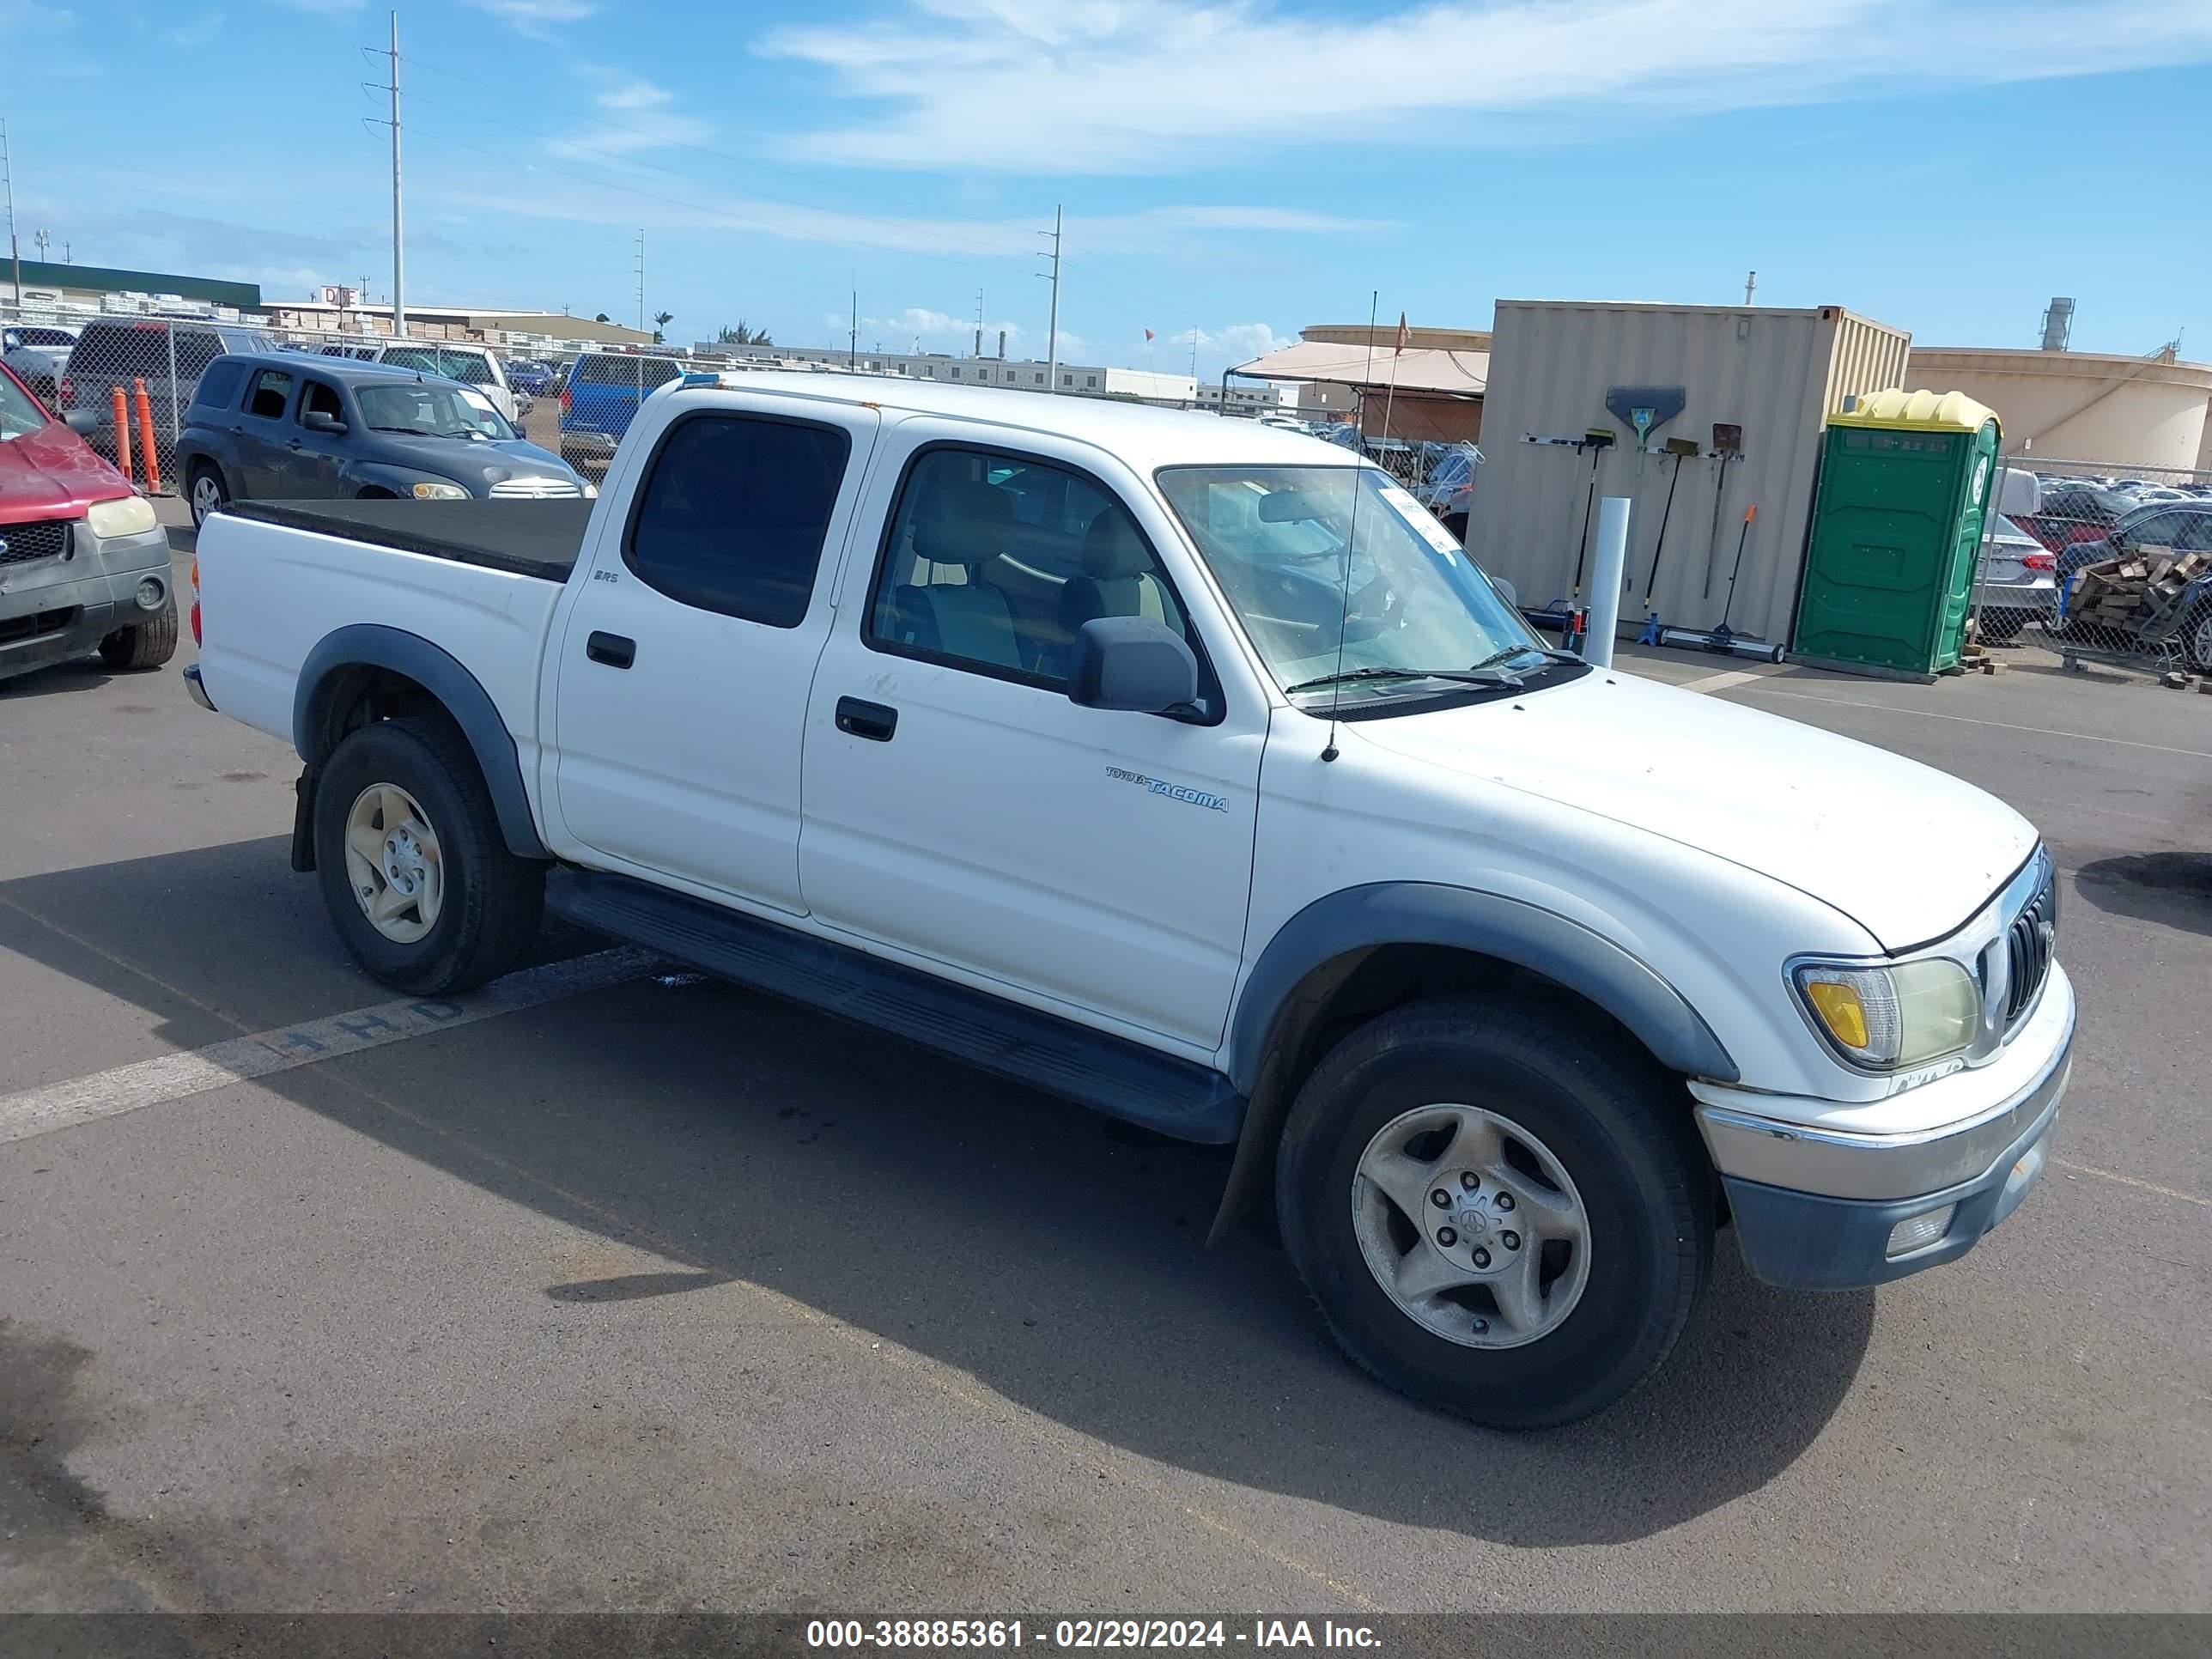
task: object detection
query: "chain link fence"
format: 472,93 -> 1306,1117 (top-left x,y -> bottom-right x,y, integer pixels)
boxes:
1972,455 -> 2212,680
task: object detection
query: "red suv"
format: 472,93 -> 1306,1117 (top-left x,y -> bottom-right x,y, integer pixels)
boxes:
0,361 -> 178,686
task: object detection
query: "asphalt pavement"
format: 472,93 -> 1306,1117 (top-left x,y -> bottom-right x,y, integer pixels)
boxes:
2,530 -> 2207,1615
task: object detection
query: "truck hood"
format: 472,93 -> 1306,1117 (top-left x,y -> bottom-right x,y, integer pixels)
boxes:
1353,668 -> 2036,950
0,417 -> 132,520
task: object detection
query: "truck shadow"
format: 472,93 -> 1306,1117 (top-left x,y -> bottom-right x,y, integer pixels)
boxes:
2070,852 -> 2212,939
1,837 -> 1874,1550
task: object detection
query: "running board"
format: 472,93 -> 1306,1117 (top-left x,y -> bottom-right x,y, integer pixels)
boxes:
544,869 -> 1245,1144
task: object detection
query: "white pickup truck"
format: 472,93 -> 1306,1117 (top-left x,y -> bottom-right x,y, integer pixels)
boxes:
185,373 -> 2074,1428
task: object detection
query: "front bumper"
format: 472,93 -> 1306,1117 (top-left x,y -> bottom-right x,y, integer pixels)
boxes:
0,523 -> 173,683
1693,965 -> 2075,1289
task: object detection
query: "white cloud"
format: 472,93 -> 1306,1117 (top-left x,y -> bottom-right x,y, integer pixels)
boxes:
548,71 -> 713,162
464,0 -> 595,38
759,0 -> 2212,173
167,9 -> 224,47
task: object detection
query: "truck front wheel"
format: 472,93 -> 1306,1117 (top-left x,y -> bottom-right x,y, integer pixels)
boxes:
313,715 -> 544,996
1274,996 -> 1711,1429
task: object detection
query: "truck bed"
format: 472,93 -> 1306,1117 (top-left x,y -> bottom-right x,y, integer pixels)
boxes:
220,498 -> 592,584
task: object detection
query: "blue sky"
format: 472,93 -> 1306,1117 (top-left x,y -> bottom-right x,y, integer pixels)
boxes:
5,0 -> 2209,375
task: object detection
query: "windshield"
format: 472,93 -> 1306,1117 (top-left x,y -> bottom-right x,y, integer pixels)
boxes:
356,380 -> 514,441
0,369 -> 51,441
383,346 -> 495,386
1157,464 -> 1556,709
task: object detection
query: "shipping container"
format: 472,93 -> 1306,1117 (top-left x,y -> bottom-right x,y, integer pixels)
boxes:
1468,301 -> 1911,654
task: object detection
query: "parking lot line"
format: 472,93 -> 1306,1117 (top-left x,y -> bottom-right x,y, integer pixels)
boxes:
2053,1157 -> 2212,1211
1732,684 -> 2212,760
1676,668 -> 1765,694
0,947 -> 657,1147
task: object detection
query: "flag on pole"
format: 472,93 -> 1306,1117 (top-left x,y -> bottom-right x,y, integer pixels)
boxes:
1144,328 -> 1155,341
1395,312 -> 1409,355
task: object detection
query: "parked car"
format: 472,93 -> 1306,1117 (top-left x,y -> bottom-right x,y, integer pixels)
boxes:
59,317 -> 276,465
2014,483 -> 2135,556
557,350 -> 682,474
505,358 -> 556,397
316,342 -> 382,362
173,353 -> 592,527
370,341 -> 520,423
1971,515 -> 2057,643
186,371 -> 2073,1431
2,322 -> 80,404
0,359 -> 178,684
2054,500 -> 2212,583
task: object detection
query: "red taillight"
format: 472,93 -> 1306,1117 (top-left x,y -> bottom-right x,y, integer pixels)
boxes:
190,556 -> 202,646
2024,552 -> 2055,571
560,386 -> 572,412
58,374 -> 74,405
191,601 -> 202,646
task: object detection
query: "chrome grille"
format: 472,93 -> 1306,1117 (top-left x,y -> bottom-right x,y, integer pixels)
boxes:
2003,873 -> 2057,1029
0,519 -> 70,567
489,477 -> 582,499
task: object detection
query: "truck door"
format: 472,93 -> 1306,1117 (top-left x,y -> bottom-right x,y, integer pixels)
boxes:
545,399 -> 880,914
799,425 -> 1265,1054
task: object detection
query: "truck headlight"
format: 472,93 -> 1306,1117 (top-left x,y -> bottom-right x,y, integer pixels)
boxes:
1793,957 -> 1980,1071
411,481 -> 469,500
85,495 -> 158,538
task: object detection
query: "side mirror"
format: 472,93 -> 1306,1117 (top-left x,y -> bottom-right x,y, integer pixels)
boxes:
1067,616 -> 1200,715
63,410 -> 100,437
302,410 -> 347,434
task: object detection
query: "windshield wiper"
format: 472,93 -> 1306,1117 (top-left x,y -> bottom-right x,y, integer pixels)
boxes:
368,425 -> 438,436
1284,665 -> 1523,696
1471,643 -> 1582,671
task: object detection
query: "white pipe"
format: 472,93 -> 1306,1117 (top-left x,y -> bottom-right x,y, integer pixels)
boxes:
1585,495 -> 1632,667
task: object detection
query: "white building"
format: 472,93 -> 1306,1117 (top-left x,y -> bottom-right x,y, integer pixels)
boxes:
696,343 -> 1194,405
1196,380 -> 1295,414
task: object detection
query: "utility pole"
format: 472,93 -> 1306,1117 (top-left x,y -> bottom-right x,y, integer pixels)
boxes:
849,289 -> 857,369
635,230 -> 646,334
1037,204 -> 1061,394
1743,270 -> 1756,307
973,288 -> 984,358
1,118 -> 21,307
386,12 -> 406,337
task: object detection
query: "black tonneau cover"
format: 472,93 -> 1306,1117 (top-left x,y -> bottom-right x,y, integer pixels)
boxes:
220,498 -> 592,583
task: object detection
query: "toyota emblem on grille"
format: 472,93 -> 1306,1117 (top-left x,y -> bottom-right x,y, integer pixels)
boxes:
0,538 -> 9,556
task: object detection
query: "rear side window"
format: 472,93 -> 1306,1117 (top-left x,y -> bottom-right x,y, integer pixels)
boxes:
76,325 -> 170,378
623,414 -> 850,629
577,356 -> 679,388
194,360 -> 247,411
245,368 -> 294,420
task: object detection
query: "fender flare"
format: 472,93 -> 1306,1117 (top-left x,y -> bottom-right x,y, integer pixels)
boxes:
1206,882 -> 1735,1243
292,623 -> 549,860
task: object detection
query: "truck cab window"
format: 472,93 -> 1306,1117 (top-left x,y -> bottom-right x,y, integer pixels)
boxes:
867,447 -> 1187,685
623,413 -> 850,629
246,369 -> 294,421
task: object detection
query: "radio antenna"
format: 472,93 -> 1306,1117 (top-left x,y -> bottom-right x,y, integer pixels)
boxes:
1320,289 -> 1381,763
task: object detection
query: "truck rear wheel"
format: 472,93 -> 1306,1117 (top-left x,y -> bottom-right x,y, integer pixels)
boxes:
313,715 -> 544,995
1274,996 -> 1711,1429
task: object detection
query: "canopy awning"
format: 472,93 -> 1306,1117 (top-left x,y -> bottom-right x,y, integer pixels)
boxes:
1229,341 -> 1488,398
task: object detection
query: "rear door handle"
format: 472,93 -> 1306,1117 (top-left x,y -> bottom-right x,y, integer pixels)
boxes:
287,439 -> 302,450
586,630 -> 635,669
835,696 -> 897,742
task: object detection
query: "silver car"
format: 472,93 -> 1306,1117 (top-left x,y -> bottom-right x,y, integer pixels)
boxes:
2,323 -> 79,405
1973,514 -> 2057,644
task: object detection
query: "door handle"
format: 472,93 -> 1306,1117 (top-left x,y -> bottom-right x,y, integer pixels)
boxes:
585,630 -> 635,669
835,696 -> 897,742
287,439 -> 302,450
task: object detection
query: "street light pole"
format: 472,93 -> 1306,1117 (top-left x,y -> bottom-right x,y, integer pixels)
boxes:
1037,204 -> 1061,394
1,118 -> 22,308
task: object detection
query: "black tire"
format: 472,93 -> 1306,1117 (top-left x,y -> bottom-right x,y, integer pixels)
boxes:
313,715 -> 545,995
1976,611 -> 2024,646
97,598 -> 179,671
1274,996 -> 1712,1430
187,461 -> 229,529
2176,601 -> 2212,676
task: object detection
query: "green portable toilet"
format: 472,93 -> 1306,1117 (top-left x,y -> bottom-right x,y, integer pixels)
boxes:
1791,389 -> 2002,679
